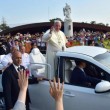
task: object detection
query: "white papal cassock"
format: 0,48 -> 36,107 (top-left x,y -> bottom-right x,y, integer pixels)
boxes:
43,29 -> 67,78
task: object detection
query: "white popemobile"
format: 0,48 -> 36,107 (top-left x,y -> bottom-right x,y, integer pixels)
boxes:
1,46 -> 110,110
28,46 -> 110,110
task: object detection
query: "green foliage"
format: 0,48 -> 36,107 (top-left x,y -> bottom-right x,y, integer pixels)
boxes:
0,17 -> 10,31
90,21 -> 96,24
90,21 -> 109,27
97,23 -> 105,26
106,23 -> 109,26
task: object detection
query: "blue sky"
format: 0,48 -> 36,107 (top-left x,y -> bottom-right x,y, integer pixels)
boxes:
0,0 -> 110,27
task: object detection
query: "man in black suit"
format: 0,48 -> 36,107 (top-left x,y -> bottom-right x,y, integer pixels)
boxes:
0,40 -> 8,55
70,61 -> 101,87
2,51 -> 38,110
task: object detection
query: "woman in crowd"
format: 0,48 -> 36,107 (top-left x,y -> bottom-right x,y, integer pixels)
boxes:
30,42 -> 37,53
13,70 -> 64,110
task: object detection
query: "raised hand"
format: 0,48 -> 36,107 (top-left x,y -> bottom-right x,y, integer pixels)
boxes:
18,70 -> 28,91
50,26 -> 54,34
49,77 -> 64,101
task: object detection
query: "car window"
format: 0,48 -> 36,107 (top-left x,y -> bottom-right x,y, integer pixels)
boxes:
63,59 -> 76,83
58,57 -> 109,89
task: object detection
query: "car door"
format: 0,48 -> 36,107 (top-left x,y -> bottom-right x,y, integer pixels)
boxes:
63,84 -> 110,110
29,80 -> 110,110
28,60 -> 57,110
28,57 -> 110,110
61,57 -> 110,110
29,81 -> 54,110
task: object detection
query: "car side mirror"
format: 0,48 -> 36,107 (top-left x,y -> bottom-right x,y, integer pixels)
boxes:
95,81 -> 110,93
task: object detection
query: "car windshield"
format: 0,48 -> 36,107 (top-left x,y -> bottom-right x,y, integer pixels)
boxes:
94,52 -> 110,69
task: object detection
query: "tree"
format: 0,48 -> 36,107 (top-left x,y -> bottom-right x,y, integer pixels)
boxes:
0,17 -> 10,31
81,21 -> 88,24
49,18 -> 63,22
97,23 -> 105,26
90,21 -> 96,24
106,23 -> 109,26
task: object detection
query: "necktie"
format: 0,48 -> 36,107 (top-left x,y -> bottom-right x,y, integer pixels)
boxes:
17,67 -> 20,72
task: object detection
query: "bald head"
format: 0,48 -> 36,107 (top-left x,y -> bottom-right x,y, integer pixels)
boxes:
12,51 -> 22,66
10,46 -> 18,53
20,46 -> 25,54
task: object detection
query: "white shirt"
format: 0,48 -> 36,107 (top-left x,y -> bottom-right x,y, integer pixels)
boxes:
79,67 -> 86,75
0,55 -> 5,63
41,41 -> 46,47
2,53 -> 13,67
13,64 -> 21,73
37,38 -> 41,46
15,36 -> 19,39
15,45 -> 19,50
21,53 -> 30,69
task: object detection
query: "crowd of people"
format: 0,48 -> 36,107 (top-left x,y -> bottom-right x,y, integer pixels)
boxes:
2,51 -> 63,110
1,46 -> 63,110
67,29 -> 110,47
0,20 -> 66,110
0,32 -> 46,55
1,28 -> 110,56
0,20 -> 110,110
0,45 -> 46,75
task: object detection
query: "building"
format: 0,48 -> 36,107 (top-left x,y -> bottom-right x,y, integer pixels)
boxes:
0,22 -> 110,35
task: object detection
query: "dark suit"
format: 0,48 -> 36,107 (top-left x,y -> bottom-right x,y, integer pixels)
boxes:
0,46 -> 7,55
0,41 -> 10,55
70,67 -> 101,87
5,42 -> 11,54
2,64 -> 38,110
